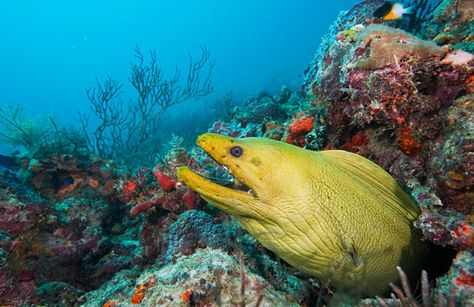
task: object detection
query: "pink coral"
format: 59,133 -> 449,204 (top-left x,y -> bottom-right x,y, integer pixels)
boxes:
153,169 -> 177,192
181,189 -> 198,210
130,196 -> 165,217
123,181 -> 137,193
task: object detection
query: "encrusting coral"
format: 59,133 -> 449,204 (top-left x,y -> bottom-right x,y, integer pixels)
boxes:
350,24 -> 445,70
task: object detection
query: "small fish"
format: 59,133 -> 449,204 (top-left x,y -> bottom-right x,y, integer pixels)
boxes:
373,2 -> 412,20
63,176 -> 75,186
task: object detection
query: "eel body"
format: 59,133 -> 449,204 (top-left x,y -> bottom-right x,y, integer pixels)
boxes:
177,133 -> 426,296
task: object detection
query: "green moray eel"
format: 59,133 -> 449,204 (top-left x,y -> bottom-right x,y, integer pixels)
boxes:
177,133 -> 426,297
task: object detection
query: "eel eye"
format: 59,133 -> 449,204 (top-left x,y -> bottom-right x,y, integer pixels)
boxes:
230,146 -> 243,157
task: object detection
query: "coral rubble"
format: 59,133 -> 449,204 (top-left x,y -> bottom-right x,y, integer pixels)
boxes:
79,249 -> 305,306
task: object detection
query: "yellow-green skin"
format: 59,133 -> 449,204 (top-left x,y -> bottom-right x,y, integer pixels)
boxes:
177,133 -> 425,297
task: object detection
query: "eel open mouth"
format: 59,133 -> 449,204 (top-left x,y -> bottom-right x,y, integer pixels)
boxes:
177,165 -> 257,216
177,166 -> 256,198
176,134 -> 257,213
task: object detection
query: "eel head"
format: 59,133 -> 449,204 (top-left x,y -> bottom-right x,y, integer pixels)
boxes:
177,133 -> 295,221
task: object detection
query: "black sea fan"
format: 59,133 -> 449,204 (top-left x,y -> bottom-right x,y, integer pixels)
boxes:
401,0 -> 443,35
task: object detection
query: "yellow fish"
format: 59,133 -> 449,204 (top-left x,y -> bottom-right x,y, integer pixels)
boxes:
177,133 -> 426,297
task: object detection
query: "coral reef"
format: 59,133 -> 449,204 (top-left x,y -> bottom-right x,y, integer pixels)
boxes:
79,249 -> 305,306
0,127 -> 313,305
437,250 -> 474,303
429,0 -> 474,52
24,154 -> 118,200
164,210 -> 230,262
0,159 -> 140,305
300,0 -> 473,303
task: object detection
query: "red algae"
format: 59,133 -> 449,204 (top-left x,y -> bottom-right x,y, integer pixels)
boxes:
341,131 -> 369,153
286,116 -> 316,147
130,277 -> 156,304
180,288 -> 193,302
396,126 -> 421,155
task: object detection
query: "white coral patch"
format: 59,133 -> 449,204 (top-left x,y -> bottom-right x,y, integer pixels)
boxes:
440,50 -> 474,66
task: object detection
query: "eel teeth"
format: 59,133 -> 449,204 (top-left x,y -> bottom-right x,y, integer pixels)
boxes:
234,177 -> 244,186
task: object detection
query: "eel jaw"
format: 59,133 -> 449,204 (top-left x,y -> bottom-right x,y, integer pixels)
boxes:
177,166 -> 258,217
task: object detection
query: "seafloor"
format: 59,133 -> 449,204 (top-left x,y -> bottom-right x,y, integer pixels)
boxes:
0,0 -> 473,306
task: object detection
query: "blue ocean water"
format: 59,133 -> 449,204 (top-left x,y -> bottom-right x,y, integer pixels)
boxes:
0,0 -> 355,154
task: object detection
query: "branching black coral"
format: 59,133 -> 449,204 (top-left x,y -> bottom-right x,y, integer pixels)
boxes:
80,76 -> 125,161
402,0 -> 443,35
0,105 -> 88,158
81,46 -> 214,166
0,105 -> 44,150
